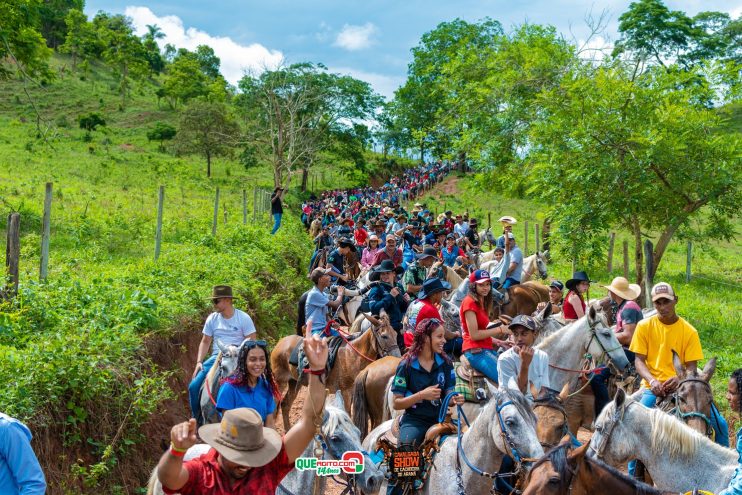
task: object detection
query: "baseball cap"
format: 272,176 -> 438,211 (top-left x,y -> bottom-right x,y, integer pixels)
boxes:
469,269 -> 491,284
509,315 -> 538,332
549,280 -> 564,291
651,282 -> 676,302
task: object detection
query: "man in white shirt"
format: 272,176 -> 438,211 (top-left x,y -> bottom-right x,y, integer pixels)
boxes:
453,215 -> 468,238
188,285 -> 256,423
497,315 -> 550,400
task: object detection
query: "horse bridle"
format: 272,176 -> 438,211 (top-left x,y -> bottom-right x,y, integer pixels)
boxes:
585,318 -> 624,374
670,378 -> 715,438
369,319 -> 399,358
532,398 -> 569,449
589,401 -> 633,459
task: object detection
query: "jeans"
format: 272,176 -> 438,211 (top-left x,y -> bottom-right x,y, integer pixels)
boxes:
501,277 -> 520,290
464,349 -> 499,384
271,213 -> 282,234
444,337 -> 463,359
387,415 -> 430,495
590,366 -> 611,418
188,355 -> 217,423
628,388 -> 730,476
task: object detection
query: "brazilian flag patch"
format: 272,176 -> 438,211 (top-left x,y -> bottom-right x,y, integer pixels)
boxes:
393,376 -> 406,388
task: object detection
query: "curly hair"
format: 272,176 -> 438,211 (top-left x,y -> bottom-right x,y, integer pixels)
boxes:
401,317 -> 451,368
732,368 -> 742,414
468,280 -> 494,315
223,344 -> 282,405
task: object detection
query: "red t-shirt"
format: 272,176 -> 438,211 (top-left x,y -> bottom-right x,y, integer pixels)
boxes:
562,290 -> 585,320
354,228 -> 368,246
460,295 -> 493,351
162,445 -> 293,495
404,299 -> 441,348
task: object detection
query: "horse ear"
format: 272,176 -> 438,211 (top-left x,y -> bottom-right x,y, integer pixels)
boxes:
614,388 -> 626,409
334,390 -> 345,409
559,382 -> 570,402
672,350 -> 686,379
216,339 -> 227,353
588,304 -> 598,323
700,357 -> 717,382
362,312 -> 381,327
539,300 -> 552,320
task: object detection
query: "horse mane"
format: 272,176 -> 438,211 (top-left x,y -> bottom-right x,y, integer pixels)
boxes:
648,405 -> 703,458
538,317 -> 580,348
323,402 -> 358,437
587,455 -> 665,495
533,388 -> 566,411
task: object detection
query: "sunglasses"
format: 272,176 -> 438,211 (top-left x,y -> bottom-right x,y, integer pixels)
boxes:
244,340 -> 267,350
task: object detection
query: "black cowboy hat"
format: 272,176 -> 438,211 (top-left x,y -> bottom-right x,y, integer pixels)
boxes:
469,218 -> 478,226
337,237 -> 357,252
565,271 -> 593,290
417,278 -> 452,300
369,259 -> 403,281
415,246 -> 438,260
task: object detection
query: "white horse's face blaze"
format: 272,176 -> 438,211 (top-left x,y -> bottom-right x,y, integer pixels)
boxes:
590,402 -> 633,465
494,393 -> 544,462
536,253 -> 548,279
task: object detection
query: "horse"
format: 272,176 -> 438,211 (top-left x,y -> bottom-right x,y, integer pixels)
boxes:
523,440 -> 677,495
198,339 -> 245,425
308,217 -> 322,238
536,305 -> 629,435
145,392 -> 385,495
498,281 -> 550,317
363,385 -> 545,495
588,388 -> 738,493
658,351 -> 718,440
271,313 -> 401,431
478,227 -> 497,249
480,252 -> 548,282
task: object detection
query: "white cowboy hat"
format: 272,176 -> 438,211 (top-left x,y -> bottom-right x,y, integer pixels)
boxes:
498,216 -> 517,226
602,276 -> 641,301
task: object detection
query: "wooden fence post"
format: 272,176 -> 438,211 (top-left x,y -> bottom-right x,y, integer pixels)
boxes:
252,187 -> 258,221
644,240 -> 654,308
212,187 -> 220,236
524,221 -> 529,255
242,189 -> 247,225
686,241 -> 692,283
39,182 -> 53,280
607,232 -> 616,273
223,204 -> 228,224
535,224 -> 540,253
154,186 -> 164,261
623,240 -> 629,279
5,213 -> 20,298
488,212 -> 491,230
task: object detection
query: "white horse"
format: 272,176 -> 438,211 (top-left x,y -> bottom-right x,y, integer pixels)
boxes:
366,384 -> 544,495
147,392 -> 385,495
478,227 -> 497,248
588,389 -> 738,493
480,252 -> 548,282
198,339 -> 245,425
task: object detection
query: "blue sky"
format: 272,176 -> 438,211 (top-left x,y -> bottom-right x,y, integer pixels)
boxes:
85,0 -> 741,98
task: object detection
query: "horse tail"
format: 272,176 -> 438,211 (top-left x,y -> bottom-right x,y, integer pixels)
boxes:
352,368 -> 370,439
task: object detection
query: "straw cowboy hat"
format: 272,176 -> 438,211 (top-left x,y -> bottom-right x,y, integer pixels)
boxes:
498,216 -> 517,226
603,276 -> 641,301
199,408 -> 282,467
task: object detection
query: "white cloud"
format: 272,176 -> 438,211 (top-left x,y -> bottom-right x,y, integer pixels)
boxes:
333,22 -> 378,51
576,35 -> 613,61
331,66 -> 403,100
124,6 -> 283,85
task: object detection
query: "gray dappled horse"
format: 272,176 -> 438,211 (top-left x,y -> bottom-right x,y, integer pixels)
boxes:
147,392 -> 384,495
198,339 -> 244,425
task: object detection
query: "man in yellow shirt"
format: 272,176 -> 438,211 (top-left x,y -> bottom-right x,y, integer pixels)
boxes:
627,282 -> 728,477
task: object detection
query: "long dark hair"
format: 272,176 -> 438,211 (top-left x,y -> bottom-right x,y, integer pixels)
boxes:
732,368 -> 742,414
401,318 -> 451,368
468,280 -> 494,315
224,344 -> 281,405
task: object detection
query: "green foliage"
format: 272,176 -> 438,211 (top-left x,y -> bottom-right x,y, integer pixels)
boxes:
78,112 -> 106,131
38,0 -> 84,49
146,122 -> 176,150
0,0 -> 54,80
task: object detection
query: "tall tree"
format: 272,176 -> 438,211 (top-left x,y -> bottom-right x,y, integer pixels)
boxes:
174,100 -> 240,177
0,0 -> 53,80
60,9 -> 95,70
141,24 -> 166,74
39,0 -> 84,49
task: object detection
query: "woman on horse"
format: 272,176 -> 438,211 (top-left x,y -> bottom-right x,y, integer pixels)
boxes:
215,340 -> 282,429
460,270 -> 512,385
720,368 -> 742,495
361,235 -> 381,271
389,317 -> 464,495
562,271 -> 592,322
441,234 -> 463,267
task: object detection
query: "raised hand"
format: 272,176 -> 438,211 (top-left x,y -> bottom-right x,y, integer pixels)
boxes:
303,334 -> 329,371
170,418 -> 198,452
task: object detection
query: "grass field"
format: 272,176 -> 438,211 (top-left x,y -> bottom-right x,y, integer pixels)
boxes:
419,173 -> 741,414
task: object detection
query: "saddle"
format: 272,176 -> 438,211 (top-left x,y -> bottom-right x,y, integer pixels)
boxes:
289,336 -> 345,383
381,415 -> 458,448
455,355 -> 489,403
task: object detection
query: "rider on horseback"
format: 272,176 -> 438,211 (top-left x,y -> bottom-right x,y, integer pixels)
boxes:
501,233 -> 523,290
403,247 -> 443,299
326,237 -> 356,287
305,268 -> 345,337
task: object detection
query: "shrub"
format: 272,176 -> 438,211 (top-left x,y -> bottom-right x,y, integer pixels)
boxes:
78,113 -> 106,132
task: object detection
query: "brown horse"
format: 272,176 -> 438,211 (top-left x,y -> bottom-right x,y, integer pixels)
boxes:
351,355 -> 401,439
271,313 -> 400,431
523,441 -> 676,495
499,281 -> 550,317
531,383 -> 572,450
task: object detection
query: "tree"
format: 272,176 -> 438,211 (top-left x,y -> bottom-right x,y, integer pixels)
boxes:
39,0 -> 84,49
0,0 -> 53,80
146,122 -> 176,151
141,24 -> 166,74
162,55 -> 208,108
529,61 -> 740,285
174,101 -> 240,177
60,9 -> 95,70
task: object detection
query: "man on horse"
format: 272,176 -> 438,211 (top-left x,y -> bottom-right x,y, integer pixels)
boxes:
403,247 -> 443,299
501,233 -> 523,290
305,268 -> 345,337
628,282 -> 729,476
537,280 -> 564,314
372,235 -> 403,267
368,260 -> 409,350
189,286 -> 257,425
463,218 -> 480,252
326,237 -> 356,287
158,337 -> 330,495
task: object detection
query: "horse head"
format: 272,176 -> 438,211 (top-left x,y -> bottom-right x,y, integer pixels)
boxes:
532,383 -> 571,449
492,384 -> 544,466
588,389 -> 637,465
672,350 -> 716,438
362,312 -> 401,358
535,252 -> 548,279
587,305 -> 629,372
216,340 -> 243,378
522,440 -> 575,495
439,299 -> 462,335
322,391 -> 384,494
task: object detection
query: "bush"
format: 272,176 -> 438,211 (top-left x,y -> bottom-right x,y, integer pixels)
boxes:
78,113 -> 106,132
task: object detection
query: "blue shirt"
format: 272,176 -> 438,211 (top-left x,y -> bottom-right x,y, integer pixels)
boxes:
326,248 -> 346,285
509,246 -> 524,282
391,355 -> 455,423
720,428 -> 742,495
305,286 -> 330,335
216,378 -> 277,422
0,414 -> 46,495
